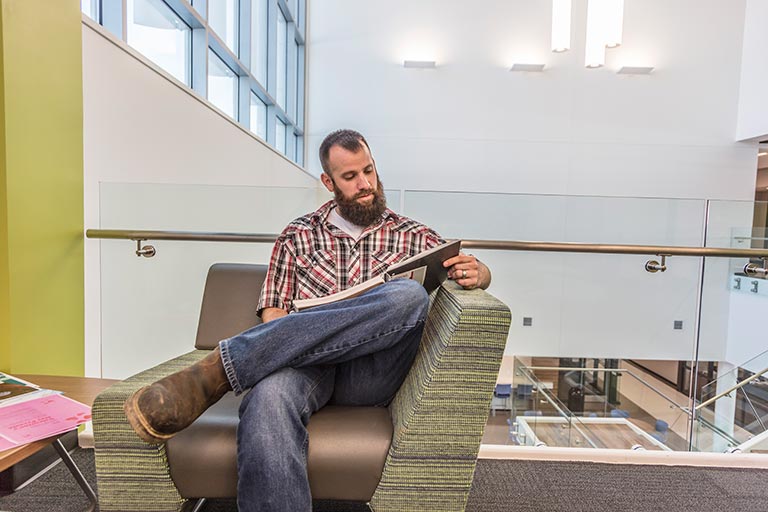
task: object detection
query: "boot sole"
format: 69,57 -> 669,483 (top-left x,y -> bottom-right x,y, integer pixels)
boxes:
124,386 -> 176,445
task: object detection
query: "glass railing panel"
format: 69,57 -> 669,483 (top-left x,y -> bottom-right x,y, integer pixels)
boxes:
96,183 -> 319,379
692,199 -> 768,451
402,193 -> 705,368
514,359 -> 683,451
404,191 -> 706,451
700,349 -> 768,404
618,369 -> 691,451
507,358 -> 587,448
694,367 -> 768,452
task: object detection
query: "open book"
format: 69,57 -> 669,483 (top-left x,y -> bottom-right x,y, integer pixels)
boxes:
292,239 -> 461,312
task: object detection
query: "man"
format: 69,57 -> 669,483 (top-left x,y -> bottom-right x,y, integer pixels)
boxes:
124,129 -> 491,511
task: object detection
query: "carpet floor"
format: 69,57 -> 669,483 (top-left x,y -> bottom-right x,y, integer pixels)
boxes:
1,448 -> 767,511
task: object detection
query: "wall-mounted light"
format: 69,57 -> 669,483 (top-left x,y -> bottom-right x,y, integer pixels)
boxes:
510,63 -> 546,72
403,60 -> 436,69
584,0 -> 625,68
585,0 -> 608,68
605,0 -> 624,48
551,0 -> 571,53
617,66 -> 654,75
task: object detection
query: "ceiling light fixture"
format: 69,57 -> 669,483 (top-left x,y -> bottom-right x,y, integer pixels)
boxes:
617,66 -> 654,75
403,60 -> 436,69
551,0 -> 572,53
759,152 -> 768,157
510,63 -> 546,72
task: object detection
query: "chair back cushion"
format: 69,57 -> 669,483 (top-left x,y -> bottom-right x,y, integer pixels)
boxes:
195,263 -> 268,350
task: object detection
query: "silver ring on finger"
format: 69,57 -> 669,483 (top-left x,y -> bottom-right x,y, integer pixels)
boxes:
462,269 -> 467,279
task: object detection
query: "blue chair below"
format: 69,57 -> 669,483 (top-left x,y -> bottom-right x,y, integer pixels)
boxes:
523,410 -> 543,416
651,419 -> 669,443
494,383 -> 512,399
516,384 -> 534,399
491,383 -> 512,415
610,408 -> 630,418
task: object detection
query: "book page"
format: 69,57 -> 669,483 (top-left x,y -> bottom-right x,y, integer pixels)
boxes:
292,275 -> 386,311
390,266 -> 427,285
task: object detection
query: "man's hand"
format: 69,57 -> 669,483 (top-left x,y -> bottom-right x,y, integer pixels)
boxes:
443,253 -> 491,290
261,307 -> 288,323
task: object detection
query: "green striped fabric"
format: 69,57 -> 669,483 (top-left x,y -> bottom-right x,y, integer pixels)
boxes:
92,282 -> 510,512
93,350 -> 208,512
369,282 -> 511,512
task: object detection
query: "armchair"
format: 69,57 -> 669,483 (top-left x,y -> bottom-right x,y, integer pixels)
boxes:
93,263 -> 511,512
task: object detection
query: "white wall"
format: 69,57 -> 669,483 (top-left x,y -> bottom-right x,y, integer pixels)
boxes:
736,0 -> 768,142
307,0 -> 756,200
82,20 -> 318,377
306,0 -> 759,363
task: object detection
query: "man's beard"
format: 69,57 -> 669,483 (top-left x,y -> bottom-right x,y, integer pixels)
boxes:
334,179 -> 387,227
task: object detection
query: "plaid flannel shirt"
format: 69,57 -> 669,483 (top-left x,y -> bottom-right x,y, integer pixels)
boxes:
257,200 -> 445,314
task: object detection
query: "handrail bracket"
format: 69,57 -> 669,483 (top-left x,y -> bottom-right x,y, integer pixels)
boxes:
645,254 -> 669,273
134,239 -> 156,258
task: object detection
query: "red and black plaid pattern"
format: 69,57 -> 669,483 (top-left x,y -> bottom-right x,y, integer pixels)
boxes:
257,200 -> 444,314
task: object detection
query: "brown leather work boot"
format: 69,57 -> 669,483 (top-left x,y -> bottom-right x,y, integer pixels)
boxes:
124,347 -> 231,444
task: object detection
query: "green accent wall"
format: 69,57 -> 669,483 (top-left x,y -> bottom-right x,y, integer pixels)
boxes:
0,0 -> 84,375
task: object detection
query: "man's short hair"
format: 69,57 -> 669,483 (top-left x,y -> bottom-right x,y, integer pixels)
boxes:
319,129 -> 371,175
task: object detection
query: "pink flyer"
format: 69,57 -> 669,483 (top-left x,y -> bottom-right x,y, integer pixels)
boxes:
0,394 -> 92,446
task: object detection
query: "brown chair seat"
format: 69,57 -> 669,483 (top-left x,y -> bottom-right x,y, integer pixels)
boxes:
166,394 -> 393,501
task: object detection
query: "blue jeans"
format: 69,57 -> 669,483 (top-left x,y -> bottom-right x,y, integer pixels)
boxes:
218,279 -> 430,512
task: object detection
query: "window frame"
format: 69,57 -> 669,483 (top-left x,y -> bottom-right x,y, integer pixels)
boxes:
83,0 -> 306,166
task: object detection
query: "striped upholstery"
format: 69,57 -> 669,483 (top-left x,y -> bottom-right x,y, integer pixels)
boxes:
92,281 -> 510,512
370,281 -> 511,511
93,350 -> 208,512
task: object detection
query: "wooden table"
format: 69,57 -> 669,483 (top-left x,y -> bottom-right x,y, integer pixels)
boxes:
0,375 -> 118,510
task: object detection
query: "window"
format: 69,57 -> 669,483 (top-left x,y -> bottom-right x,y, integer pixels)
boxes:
296,44 -> 304,127
81,0 -> 99,21
126,0 -> 191,85
209,0 -> 239,55
250,0 -> 268,85
87,0 -> 306,166
208,50 -> 238,120
276,9 -> 287,109
250,93 -> 267,140
293,133 -> 303,166
276,119 -> 287,155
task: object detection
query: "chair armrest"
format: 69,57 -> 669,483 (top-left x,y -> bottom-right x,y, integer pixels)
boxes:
93,349 -> 209,512
370,282 -> 511,512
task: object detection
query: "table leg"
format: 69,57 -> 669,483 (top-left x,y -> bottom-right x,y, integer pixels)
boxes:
52,439 -> 97,512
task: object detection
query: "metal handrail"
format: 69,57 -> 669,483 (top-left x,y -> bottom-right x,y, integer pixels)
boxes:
85,229 -> 768,258
695,366 -> 768,411
86,229 -> 277,243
